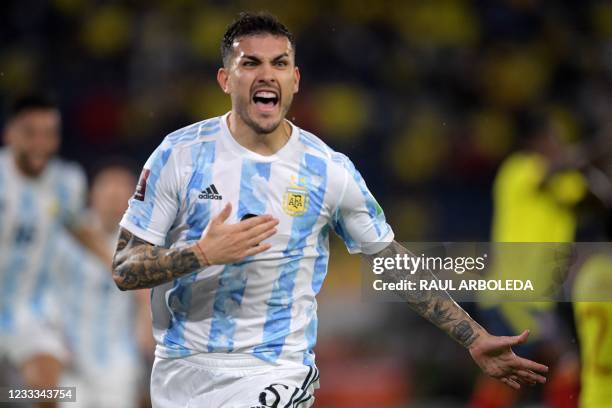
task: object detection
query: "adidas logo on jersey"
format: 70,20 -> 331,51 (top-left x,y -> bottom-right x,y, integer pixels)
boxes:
198,184 -> 222,200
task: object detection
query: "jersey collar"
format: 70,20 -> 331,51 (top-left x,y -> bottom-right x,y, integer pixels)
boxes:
219,112 -> 298,162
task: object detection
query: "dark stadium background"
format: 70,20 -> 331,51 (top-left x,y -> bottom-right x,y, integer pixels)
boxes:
3,0 -> 612,406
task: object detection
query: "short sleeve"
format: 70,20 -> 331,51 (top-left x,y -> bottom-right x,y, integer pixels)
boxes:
548,170 -> 587,205
119,141 -> 181,246
330,154 -> 394,255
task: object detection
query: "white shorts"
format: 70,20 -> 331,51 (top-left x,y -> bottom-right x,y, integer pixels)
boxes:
151,354 -> 319,408
60,363 -> 141,408
3,311 -> 68,366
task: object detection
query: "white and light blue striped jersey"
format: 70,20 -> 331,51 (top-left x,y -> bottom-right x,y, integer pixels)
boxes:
120,113 -> 394,365
52,227 -> 140,372
0,148 -> 86,333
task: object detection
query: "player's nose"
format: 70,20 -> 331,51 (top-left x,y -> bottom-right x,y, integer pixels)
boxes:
256,62 -> 277,83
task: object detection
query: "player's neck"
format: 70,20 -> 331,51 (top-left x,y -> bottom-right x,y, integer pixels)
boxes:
227,112 -> 290,156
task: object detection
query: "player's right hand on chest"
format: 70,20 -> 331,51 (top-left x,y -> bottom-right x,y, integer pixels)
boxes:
193,202 -> 279,266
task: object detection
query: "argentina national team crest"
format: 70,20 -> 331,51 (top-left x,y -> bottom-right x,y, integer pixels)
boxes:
282,180 -> 309,217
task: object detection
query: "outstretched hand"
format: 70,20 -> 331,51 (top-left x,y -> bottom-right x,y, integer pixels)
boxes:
469,329 -> 549,389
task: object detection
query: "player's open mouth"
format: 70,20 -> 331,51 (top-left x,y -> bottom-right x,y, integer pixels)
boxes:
252,90 -> 279,113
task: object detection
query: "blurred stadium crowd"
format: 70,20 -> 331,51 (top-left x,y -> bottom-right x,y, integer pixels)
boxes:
3,0 -> 612,407
3,0 -> 612,239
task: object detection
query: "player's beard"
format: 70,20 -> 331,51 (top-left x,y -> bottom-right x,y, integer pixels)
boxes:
14,150 -> 48,177
237,96 -> 291,135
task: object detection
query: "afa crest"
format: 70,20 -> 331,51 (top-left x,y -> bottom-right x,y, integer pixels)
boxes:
283,185 -> 309,216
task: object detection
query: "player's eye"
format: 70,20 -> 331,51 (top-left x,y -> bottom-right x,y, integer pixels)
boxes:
275,60 -> 288,67
243,60 -> 258,67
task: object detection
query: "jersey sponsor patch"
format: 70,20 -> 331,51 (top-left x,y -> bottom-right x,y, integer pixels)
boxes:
134,169 -> 151,201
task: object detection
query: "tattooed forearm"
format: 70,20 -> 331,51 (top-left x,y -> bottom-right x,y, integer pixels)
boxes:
452,320 -> 478,346
112,228 -> 207,290
365,241 -> 484,348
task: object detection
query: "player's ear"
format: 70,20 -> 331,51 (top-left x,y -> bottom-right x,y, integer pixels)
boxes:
293,66 -> 300,94
217,67 -> 231,94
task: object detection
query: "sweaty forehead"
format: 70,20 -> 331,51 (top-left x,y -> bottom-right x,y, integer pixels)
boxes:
231,34 -> 294,60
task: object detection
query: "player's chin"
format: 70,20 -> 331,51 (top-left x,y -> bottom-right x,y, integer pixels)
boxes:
249,111 -> 283,134
22,157 -> 49,177
257,120 -> 282,134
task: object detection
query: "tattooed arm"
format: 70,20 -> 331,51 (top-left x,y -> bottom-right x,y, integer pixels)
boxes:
112,228 -> 205,290
112,203 -> 279,291
365,241 -> 549,389
365,241 -> 484,347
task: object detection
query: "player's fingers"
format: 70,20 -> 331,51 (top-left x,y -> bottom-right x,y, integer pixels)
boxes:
515,369 -> 546,384
243,218 -> 279,239
514,356 -> 549,374
244,243 -> 272,257
212,203 -> 232,225
236,214 -> 275,231
247,227 -> 277,247
500,377 -> 520,390
507,330 -> 530,346
511,373 -> 534,386
507,377 -> 521,389
516,377 -> 536,387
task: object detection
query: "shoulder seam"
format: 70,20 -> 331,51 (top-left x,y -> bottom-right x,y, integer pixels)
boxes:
297,129 -> 333,160
165,117 -> 222,148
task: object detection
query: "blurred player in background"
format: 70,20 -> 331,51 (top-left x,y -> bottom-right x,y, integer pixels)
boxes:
56,159 -> 154,408
112,12 -> 548,407
88,159 -> 156,363
0,94 -> 112,407
473,112 -> 587,407
573,212 -> 612,408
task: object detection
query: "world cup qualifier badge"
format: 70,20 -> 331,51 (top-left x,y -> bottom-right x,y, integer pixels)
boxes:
283,183 -> 309,217
134,168 -> 151,201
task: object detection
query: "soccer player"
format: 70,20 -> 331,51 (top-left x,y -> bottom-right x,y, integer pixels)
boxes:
0,94 -> 110,406
112,12 -> 548,407
87,159 -> 156,361
56,159 -> 153,408
472,114 -> 586,407
572,212 -> 612,408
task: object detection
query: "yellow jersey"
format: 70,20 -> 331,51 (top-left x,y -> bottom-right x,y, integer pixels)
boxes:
492,152 -> 585,242
482,152 -> 586,337
574,255 -> 612,407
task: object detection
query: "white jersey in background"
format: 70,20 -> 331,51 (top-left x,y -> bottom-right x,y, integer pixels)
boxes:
120,112 -> 393,367
0,148 -> 85,340
54,227 -> 142,408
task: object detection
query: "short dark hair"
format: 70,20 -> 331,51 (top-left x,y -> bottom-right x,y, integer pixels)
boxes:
7,93 -> 58,122
221,11 -> 295,66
